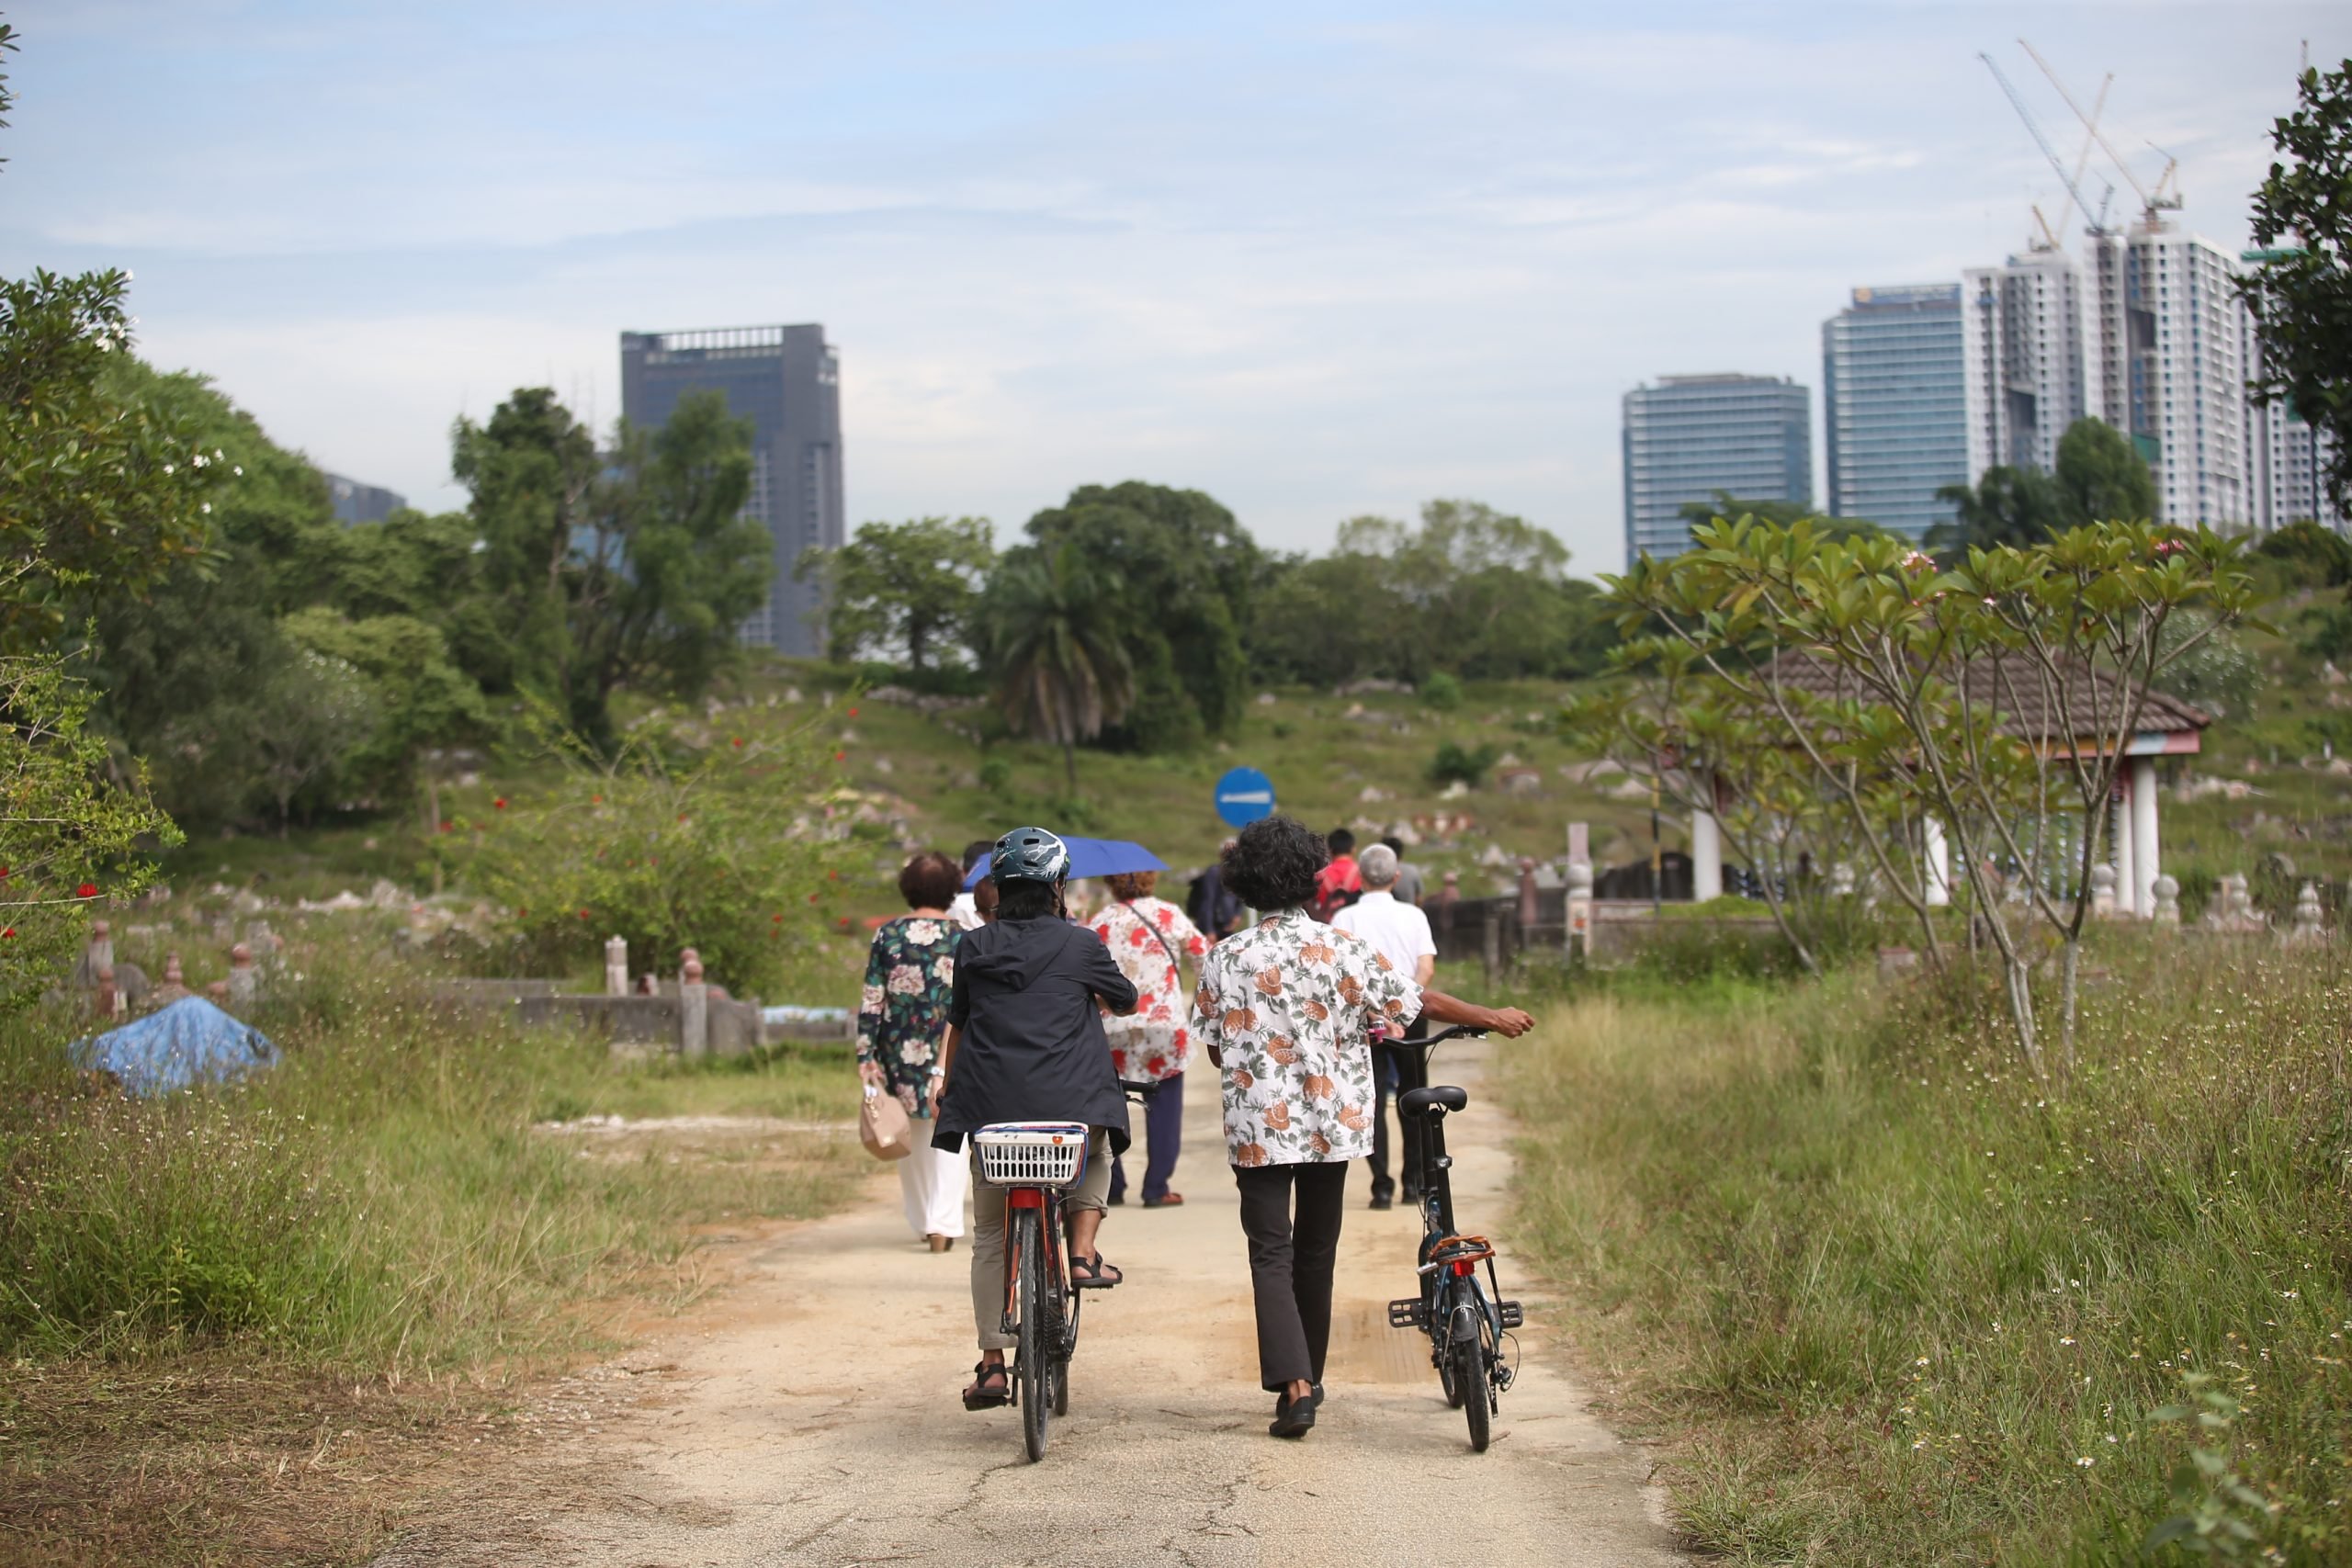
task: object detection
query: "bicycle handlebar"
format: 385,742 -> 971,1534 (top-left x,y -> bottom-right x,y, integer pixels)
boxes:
1401,1023 -> 1489,1045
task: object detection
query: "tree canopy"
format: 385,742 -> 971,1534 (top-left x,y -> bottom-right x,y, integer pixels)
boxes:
2240,57 -> 2352,514
797,514 -> 993,677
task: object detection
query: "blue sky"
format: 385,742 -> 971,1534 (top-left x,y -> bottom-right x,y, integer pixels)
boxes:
4,2 -> 2344,572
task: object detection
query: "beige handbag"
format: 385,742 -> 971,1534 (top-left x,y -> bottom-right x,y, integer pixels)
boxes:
860,1084 -> 916,1161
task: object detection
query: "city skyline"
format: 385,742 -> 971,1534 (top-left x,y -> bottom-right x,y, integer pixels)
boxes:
3,4 -> 2343,576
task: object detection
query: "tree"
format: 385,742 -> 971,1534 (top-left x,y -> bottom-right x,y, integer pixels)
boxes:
2240,58 -> 2352,515
983,543 -> 1134,796
0,656 -> 180,1010
1677,491 -> 1886,547
795,515 -> 994,675
1022,482 -> 1255,750
1608,517 -> 2259,1079
2255,518 -> 2352,590
453,387 -> 768,748
0,269 -> 225,652
2052,418 -> 2157,527
278,608 -> 492,812
1931,465 -> 2064,551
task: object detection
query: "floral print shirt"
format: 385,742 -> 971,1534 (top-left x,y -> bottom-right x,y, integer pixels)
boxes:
857,915 -> 958,1119
1191,908 -> 1423,1166
1088,896 -> 1208,1081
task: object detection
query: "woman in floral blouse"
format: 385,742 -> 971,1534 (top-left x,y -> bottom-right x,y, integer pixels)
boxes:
1089,870 -> 1207,1207
858,850 -> 968,1251
1192,816 -> 1532,1438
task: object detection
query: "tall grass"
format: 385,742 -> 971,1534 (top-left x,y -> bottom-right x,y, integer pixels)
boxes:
1503,942 -> 2352,1564
0,922 -> 863,1369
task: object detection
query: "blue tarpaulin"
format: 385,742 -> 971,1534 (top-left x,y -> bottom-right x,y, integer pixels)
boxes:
72,997 -> 281,1098
961,837 -> 1168,890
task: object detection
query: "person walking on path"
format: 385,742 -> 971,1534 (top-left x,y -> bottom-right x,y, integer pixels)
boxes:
1089,871 -> 1207,1208
1187,840 -> 1246,939
858,851 -> 971,1252
1333,844 -> 1436,1212
1309,827 -> 1362,920
944,840 -> 993,931
1192,816 -> 1533,1438
930,827 -> 1140,1410
1381,834 -> 1427,908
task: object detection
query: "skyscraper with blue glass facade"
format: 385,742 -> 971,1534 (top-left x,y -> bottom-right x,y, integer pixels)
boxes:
1821,283 -> 1967,542
1621,374 -> 1811,564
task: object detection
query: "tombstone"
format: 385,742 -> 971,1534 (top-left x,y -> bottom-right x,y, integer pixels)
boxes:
86,919 -> 115,978
95,964 -> 124,1021
1565,860 -> 1594,960
2152,874 -> 2181,928
1516,857 -> 1539,931
1876,946 -> 1919,980
149,952 -> 192,1009
226,942 -> 260,1010
2089,863 -> 2117,919
678,948 -> 709,1057
1567,821 -> 1589,866
1479,904 -> 1503,985
2290,881 -> 2325,945
604,935 -> 629,997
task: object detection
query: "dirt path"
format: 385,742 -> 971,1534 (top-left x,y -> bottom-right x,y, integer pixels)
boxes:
378,1041 -> 1686,1567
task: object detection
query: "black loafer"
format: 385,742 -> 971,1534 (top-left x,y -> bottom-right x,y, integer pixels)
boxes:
1368,1193 -> 1393,1211
1270,1388 -> 1320,1438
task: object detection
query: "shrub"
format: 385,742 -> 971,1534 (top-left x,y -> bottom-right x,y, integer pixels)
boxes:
1421,671 -> 1463,711
1428,739 -> 1499,787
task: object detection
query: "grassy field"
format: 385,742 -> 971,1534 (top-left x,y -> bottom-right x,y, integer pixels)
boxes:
0,915 -> 867,1564
1500,941 -> 2352,1564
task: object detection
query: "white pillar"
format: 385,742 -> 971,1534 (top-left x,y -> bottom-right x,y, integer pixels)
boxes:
1923,817 -> 1951,908
1690,805 -> 1723,902
2130,756 -> 2160,919
2110,784 -> 2135,919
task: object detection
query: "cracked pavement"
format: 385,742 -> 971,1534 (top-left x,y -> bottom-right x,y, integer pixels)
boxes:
376,1039 -> 1687,1567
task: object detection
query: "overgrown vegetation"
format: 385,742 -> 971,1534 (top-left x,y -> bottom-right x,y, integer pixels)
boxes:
1504,944 -> 2352,1564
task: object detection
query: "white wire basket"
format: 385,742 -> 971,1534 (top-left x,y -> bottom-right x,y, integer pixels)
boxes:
972,1122 -> 1091,1188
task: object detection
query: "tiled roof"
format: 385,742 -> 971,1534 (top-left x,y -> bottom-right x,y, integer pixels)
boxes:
1754,649 -> 2209,741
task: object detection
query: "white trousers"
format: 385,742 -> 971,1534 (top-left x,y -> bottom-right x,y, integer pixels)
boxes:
899,1138 -> 969,1239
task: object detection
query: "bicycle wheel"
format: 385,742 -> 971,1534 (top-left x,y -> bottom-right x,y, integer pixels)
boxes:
1053,1270 -> 1078,1416
1014,1209 -> 1050,1461
1423,1234 -> 1464,1409
1452,1281 -> 1491,1452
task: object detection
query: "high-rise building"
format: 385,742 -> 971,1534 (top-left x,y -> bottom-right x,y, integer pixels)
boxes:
619,323 -> 842,655
1621,374 -> 1811,563
324,473 -> 405,525
1961,249 -> 2104,483
2088,229 -> 2250,527
1822,283 -> 1967,541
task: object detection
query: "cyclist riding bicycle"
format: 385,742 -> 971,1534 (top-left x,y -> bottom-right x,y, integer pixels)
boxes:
930,826 -> 1140,1411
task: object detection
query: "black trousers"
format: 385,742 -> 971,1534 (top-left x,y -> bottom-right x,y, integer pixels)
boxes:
1368,1039 -> 1429,1201
1108,1069 -> 1184,1202
1232,1160 -> 1350,1392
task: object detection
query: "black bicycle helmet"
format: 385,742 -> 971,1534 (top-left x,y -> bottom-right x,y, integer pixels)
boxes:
989,826 -> 1071,886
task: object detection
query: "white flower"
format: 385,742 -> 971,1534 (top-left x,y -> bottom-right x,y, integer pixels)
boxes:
904,919 -> 943,944
199,502 -> 211,513
932,955 -> 955,982
192,453 -> 207,468
2060,1337 -> 2075,1346
2075,1456 -> 2095,1468
232,465 -> 243,477
887,964 -> 923,995
162,464 -> 174,475
1916,1357 -> 1930,1367
899,1036 -> 933,1066
860,984 -> 884,1011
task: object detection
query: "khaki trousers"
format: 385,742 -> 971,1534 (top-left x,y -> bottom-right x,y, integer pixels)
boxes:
967,1128 -> 1113,1350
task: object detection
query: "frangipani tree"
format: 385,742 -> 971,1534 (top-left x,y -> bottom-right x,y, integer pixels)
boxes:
1605,517 -> 2260,1081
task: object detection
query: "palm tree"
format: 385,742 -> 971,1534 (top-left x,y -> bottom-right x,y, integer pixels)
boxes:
984,544 -> 1133,797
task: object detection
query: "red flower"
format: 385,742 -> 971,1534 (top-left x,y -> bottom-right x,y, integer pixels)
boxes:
0,864 -> 10,878
731,737 -> 743,749
493,796 -> 507,809
847,706 -> 859,718
833,750 -> 845,762
1,928 -> 14,940
439,820 -> 453,833
517,908 -> 528,919
808,892 -> 820,903
828,870 -> 840,880
578,908 -> 592,920
1146,1055 -> 1167,1076
75,883 -> 97,899
592,794 -> 603,805
772,913 -> 784,923
1172,1027 -> 1187,1048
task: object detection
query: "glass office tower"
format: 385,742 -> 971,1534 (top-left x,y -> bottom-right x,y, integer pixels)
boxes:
1822,283 -> 1966,542
1622,374 -> 1811,564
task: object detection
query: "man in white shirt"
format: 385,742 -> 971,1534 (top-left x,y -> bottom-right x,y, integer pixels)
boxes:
944,840 -> 993,931
1331,843 -> 1436,1211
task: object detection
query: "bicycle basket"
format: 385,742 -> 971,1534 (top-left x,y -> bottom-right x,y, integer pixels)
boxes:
971,1122 -> 1090,1188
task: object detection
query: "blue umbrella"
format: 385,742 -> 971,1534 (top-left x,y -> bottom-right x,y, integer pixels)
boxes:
963,836 -> 1169,889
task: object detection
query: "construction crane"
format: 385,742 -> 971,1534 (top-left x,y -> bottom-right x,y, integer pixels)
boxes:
1979,51 -> 2107,251
2019,38 -> 2182,229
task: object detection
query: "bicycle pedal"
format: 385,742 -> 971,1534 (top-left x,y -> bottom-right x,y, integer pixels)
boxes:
1497,1300 -> 1524,1329
1386,1298 -> 1429,1330
1495,1366 -> 1515,1390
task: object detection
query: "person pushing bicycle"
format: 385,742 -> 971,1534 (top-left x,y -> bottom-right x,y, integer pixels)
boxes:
930,827 -> 1140,1410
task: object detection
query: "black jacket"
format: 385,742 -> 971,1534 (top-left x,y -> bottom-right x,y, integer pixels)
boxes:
933,916 -> 1139,1154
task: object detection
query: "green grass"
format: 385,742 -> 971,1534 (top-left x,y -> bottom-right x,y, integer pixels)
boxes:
1500,942 -> 2352,1564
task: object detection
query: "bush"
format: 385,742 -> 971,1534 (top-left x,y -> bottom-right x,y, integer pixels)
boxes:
1428,739 -> 1499,787
463,714 -> 854,995
1421,671 -> 1463,711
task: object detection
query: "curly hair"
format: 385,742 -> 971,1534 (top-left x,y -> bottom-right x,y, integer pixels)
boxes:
898,851 -> 963,909
1105,870 -> 1158,901
1221,816 -> 1328,913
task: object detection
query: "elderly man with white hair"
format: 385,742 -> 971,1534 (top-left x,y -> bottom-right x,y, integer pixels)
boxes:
1330,841 -> 1436,1211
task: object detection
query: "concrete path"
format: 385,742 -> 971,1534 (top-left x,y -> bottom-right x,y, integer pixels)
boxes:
380,1040 -> 1687,1567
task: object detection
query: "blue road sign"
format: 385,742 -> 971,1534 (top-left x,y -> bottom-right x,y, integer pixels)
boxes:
1214,766 -> 1277,829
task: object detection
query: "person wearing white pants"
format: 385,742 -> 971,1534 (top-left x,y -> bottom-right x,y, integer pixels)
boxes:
858,851 -> 971,1250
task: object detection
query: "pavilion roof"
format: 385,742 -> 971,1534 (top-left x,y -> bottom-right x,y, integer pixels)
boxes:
1756,649 -> 2210,743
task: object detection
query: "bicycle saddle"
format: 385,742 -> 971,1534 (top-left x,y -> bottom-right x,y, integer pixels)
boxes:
1399,1085 -> 1468,1117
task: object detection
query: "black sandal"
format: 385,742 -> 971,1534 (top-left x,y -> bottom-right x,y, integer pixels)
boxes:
1069,1252 -> 1123,1289
961,1359 -> 1011,1410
